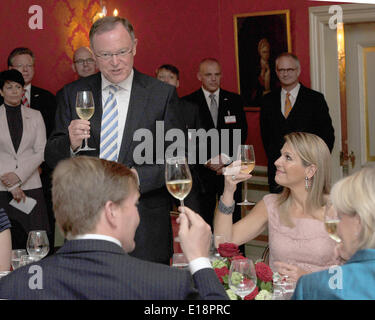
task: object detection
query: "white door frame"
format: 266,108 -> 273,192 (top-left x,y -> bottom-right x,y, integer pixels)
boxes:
309,3 -> 375,183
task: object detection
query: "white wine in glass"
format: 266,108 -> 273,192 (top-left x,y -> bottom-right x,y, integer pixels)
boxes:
76,90 -> 95,151
165,157 -> 192,211
324,200 -> 342,243
237,145 -> 256,205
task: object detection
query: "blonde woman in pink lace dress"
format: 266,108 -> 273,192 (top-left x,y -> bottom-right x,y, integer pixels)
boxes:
214,132 -> 340,282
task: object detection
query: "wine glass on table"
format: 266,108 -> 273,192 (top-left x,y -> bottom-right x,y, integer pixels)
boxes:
76,90 -> 95,151
26,230 -> 50,261
229,258 -> 257,300
324,200 -> 341,243
237,145 -> 256,206
11,249 -> 27,270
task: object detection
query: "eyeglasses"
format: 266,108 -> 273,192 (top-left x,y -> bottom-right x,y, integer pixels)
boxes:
277,68 -> 297,74
74,58 -> 95,65
95,48 -> 133,60
13,64 -> 34,69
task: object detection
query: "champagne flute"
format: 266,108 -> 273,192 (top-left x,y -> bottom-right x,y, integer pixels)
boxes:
76,90 -> 95,151
237,145 -> 256,205
165,156 -> 193,212
324,200 -> 341,243
229,258 -> 257,300
26,230 -> 50,261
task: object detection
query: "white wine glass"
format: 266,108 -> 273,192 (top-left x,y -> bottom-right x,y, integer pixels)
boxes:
76,90 -> 95,151
11,249 -> 27,270
324,200 -> 341,243
210,234 -> 227,259
237,145 -> 256,206
165,156 -> 192,212
26,230 -> 50,261
229,258 -> 257,300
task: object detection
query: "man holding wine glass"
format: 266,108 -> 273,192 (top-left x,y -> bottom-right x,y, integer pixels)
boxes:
45,16 -> 186,265
0,156 -> 227,300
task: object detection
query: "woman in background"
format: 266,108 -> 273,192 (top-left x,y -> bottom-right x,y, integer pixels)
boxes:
214,132 -> 340,282
0,69 -> 49,249
293,166 -> 375,300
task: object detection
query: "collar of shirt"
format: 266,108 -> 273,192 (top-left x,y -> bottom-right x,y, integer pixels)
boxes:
202,87 -> 220,107
101,69 -> 134,93
24,83 -> 31,101
71,233 -> 123,248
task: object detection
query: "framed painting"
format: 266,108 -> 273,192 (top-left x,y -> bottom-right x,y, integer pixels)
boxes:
234,10 -> 292,108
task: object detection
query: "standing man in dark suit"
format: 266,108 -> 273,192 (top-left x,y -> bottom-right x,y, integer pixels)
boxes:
0,156 -> 228,300
45,17 -> 184,265
5,47 -> 56,249
260,53 -> 335,193
182,58 -> 248,231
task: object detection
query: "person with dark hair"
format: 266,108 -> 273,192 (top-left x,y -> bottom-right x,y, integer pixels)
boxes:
155,64 -> 180,87
0,156 -> 228,300
6,47 -> 57,249
0,69 -> 49,249
260,52 -> 335,194
45,16 -> 185,265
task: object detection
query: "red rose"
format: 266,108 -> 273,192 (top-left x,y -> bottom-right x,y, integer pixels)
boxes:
214,266 -> 229,284
244,286 -> 259,300
218,243 -> 240,258
255,262 -> 273,282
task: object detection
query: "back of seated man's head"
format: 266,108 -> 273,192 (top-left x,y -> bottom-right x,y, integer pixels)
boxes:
7,47 -> 35,86
72,46 -> 97,78
52,156 -> 139,251
155,64 -> 179,88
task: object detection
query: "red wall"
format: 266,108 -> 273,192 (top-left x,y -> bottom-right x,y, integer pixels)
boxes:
0,0 -> 345,165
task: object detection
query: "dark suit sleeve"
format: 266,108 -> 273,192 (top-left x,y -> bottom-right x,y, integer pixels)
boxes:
44,86 -> 74,169
314,93 -> 335,152
235,94 -> 248,144
191,268 -> 228,300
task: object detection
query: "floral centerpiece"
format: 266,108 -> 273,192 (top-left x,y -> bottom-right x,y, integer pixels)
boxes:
212,243 -> 274,300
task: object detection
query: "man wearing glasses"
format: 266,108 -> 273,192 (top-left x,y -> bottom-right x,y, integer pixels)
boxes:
260,52 -> 335,193
45,16 -> 185,265
72,46 -> 97,78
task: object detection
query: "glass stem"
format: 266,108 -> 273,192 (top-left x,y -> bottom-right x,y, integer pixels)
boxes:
243,181 -> 248,202
180,199 -> 184,213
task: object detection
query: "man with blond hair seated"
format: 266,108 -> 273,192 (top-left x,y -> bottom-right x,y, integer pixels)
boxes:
0,156 -> 227,300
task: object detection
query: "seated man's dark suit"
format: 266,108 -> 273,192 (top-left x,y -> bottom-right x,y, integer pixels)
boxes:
260,84 -> 335,193
182,88 -> 248,230
45,70 -> 185,264
0,239 -> 228,300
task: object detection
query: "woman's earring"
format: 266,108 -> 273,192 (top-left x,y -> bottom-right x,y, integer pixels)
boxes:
305,177 -> 311,190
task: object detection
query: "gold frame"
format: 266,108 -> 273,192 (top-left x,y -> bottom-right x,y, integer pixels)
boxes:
363,46 -> 375,162
234,10 -> 292,109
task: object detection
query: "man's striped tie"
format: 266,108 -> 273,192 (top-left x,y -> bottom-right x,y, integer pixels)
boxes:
99,85 -> 119,161
21,90 -> 30,108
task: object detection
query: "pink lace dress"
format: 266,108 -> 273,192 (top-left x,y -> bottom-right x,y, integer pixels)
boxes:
264,194 -> 340,273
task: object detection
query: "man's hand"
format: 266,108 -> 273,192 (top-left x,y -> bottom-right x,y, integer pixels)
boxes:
10,187 -> 26,203
68,119 -> 90,151
177,206 -> 212,262
1,172 -> 21,188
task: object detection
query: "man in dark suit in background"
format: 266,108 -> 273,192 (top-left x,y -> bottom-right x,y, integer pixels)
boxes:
260,52 -> 335,193
45,17 -> 184,265
0,156 -> 227,300
5,47 -> 56,249
182,58 -> 248,232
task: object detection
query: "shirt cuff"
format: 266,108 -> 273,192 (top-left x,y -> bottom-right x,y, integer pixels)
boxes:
189,257 -> 212,275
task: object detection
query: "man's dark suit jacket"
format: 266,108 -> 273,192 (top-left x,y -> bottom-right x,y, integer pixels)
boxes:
182,88 -> 248,228
260,84 -> 335,191
0,239 -> 228,300
44,70 -> 185,263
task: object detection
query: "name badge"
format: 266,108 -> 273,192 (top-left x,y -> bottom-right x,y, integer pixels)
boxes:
224,115 -> 236,124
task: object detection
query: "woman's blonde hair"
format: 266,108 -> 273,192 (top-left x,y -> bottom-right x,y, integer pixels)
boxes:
52,156 -> 138,238
331,166 -> 375,250
278,132 -> 331,227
